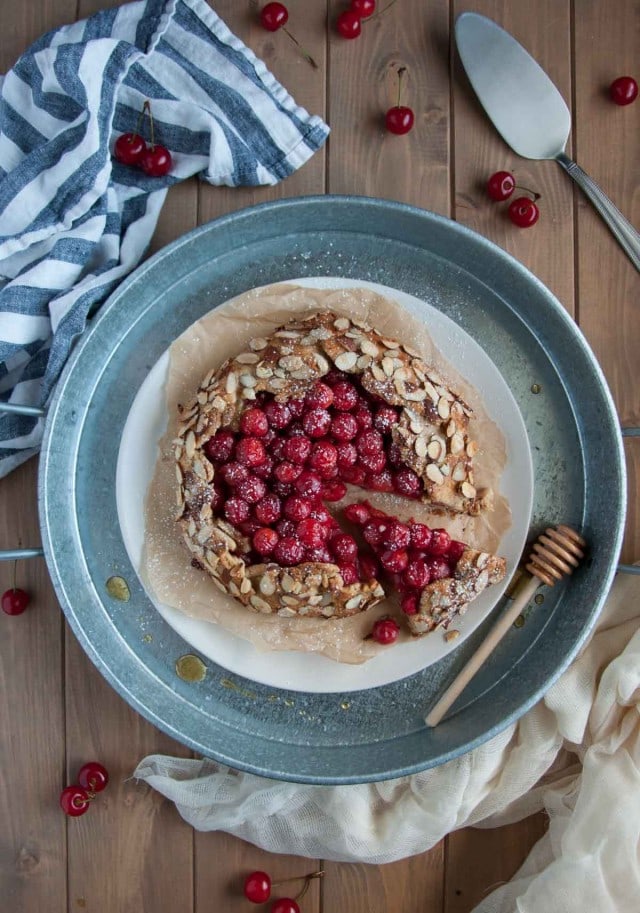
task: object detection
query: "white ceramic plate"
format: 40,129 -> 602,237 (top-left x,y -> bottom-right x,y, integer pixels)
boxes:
116,278 -> 533,693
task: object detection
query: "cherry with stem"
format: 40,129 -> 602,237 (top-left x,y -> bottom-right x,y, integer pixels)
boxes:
259,3 -> 318,69
385,67 -> 415,135
1,557 -> 30,615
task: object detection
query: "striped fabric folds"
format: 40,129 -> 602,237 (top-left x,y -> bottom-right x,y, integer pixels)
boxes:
0,0 -> 328,477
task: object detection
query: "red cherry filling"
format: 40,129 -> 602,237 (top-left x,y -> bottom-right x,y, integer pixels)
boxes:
345,500 -> 466,613
202,368 -> 451,582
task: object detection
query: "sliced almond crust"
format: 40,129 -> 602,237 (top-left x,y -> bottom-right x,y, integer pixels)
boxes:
175,310 -> 492,618
407,549 -> 507,636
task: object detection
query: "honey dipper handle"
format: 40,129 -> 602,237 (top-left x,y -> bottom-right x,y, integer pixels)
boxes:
424,575 -> 540,727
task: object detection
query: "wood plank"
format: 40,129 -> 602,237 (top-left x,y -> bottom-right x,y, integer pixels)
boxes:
572,0 -> 640,424
0,0 -> 78,71
444,813 -> 548,912
327,0 -> 450,215
452,0 -> 575,309
0,461 -> 66,912
0,3 -> 78,910
323,848 -> 445,913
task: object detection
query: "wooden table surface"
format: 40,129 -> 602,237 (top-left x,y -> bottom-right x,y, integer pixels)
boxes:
1,1 -> 638,911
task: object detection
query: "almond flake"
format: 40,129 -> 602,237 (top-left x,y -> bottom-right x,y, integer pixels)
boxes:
236,352 -> 259,364
335,351 -> 358,371
452,462 -> 467,481
256,364 -> 273,378
250,594 -> 273,613
259,575 -> 276,596
360,339 -> 379,357
450,432 -> 465,454
381,338 -> 400,349
381,357 -> 395,377
357,354 -> 372,369
240,577 -> 252,594
281,574 -> 296,593
437,397 -> 450,420
279,355 -> 303,371
426,464 -> 444,485
242,387 -> 256,399
249,337 -> 268,350
225,373 -> 237,396
371,363 -> 386,382
185,431 -> 196,459
404,388 -> 427,402
334,317 -> 350,331
314,353 -> 330,372
444,630 -> 460,643
415,437 -> 428,458
240,374 -> 257,387
345,594 -> 363,610
461,481 -> 477,499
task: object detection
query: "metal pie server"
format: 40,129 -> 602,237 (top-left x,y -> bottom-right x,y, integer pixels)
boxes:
455,12 -> 640,271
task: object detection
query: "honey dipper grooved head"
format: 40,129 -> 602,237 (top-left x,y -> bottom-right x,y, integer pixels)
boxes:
525,525 -> 586,587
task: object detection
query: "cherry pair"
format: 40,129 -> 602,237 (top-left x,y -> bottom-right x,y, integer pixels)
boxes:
60,762 -> 109,817
486,171 -> 541,228
244,868 -> 324,912
336,0 -> 378,40
113,101 -> 173,177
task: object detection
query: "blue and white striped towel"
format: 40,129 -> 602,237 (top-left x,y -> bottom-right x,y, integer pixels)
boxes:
0,0 -> 328,477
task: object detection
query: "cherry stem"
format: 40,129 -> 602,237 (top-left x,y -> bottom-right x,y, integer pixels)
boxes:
514,184 -> 541,202
142,100 -> 155,150
368,0 -> 399,21
12,558 -> 17,592
396,67 -> 407,108
273,870 -> 325,890
282,27 -> 319,69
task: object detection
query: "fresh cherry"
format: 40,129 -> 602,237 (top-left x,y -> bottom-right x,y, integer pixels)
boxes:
386,67 -> 414,135
2,587 -> 30,615
336,10 -> 362,38
609,76 -> 638,106
77,761 -> 109,793
370,616 -> 400,645
351,0 -> 376,16
140,145 -> 173,177
244,870 -> 272,903
60,785 -> 91,817
114,132 -> 146,165
260,1 -> 288,30
508,196 -> 540,228
385,106 -> 414,135
271,900 -> 300,913
487,170 -> 516,201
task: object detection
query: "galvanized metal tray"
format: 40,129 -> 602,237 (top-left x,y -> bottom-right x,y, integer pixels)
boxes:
38,195 -> 625,784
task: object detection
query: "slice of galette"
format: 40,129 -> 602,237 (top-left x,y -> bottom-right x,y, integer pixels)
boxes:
343,501 -> 506,636
174,310 -> 503,626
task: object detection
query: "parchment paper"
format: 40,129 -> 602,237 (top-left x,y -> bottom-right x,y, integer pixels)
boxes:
140,284 -> 512,663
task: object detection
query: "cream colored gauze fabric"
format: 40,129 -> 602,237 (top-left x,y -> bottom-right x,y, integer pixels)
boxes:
135,570 -> 640,913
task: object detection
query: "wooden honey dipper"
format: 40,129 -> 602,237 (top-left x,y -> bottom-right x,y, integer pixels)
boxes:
425,525 -> 586,727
